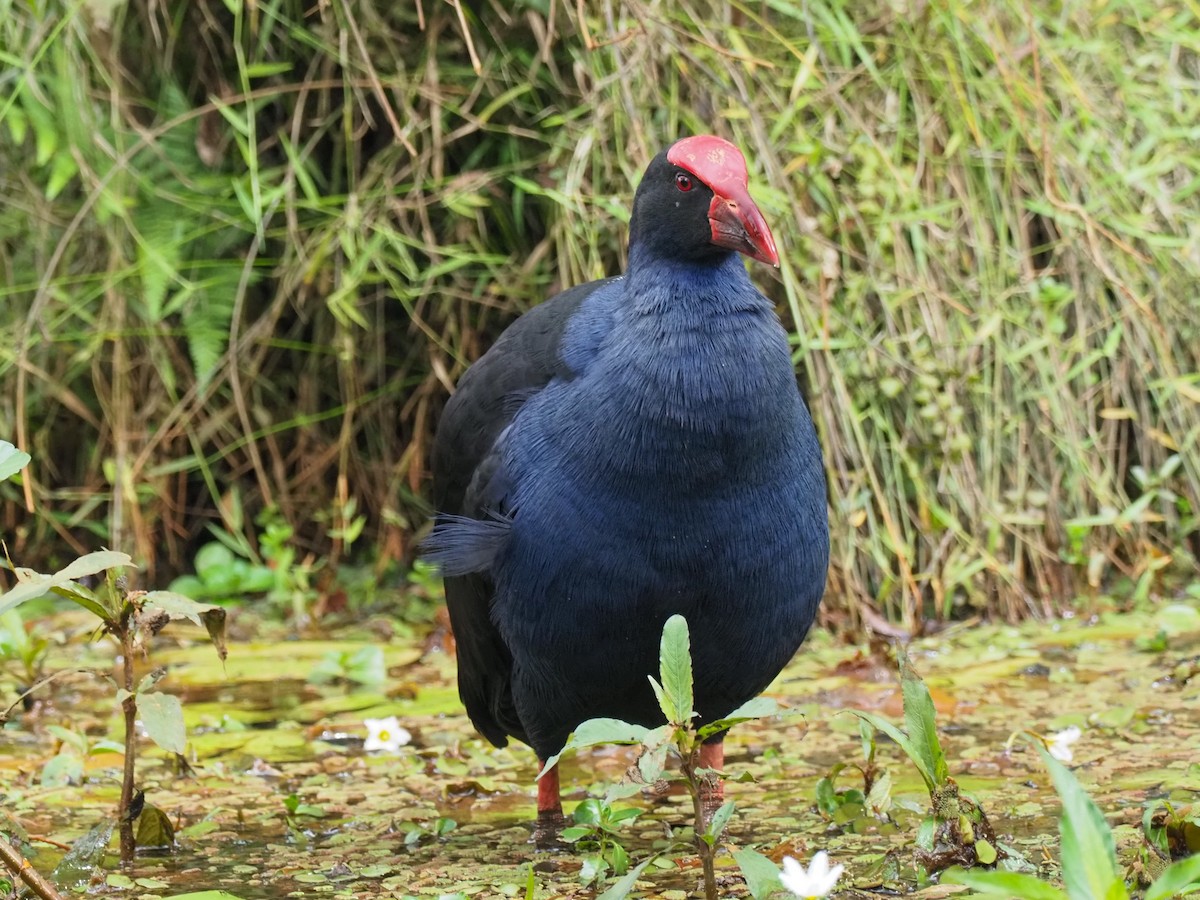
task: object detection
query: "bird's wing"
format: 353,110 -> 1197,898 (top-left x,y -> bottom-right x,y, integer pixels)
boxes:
428,276 -> 619,747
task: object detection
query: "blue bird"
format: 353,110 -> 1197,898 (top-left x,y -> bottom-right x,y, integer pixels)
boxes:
427,135 -> 829,843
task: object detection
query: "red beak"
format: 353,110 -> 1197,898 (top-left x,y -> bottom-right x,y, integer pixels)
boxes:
707,188 -> 779,267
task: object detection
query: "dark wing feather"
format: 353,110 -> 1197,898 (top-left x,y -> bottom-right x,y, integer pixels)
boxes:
429,277 -> 616,747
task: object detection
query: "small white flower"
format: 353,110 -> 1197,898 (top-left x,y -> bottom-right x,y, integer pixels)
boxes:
1048,725 -> 1082,762
780,851 -> 844,899
363,716 -> 411,753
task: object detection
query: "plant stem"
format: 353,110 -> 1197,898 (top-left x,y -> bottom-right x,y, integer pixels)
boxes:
0,835 -> 67,900
682,750 -> 717,900
118,622 -> 137,865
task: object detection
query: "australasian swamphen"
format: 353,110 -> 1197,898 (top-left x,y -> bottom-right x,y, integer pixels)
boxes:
426,135 -> 829,842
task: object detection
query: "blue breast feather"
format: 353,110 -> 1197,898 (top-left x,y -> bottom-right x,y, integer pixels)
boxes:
425,253 -> 825,600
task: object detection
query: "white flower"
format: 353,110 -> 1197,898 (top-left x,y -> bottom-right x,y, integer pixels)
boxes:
1048,725 -> 1082,762
780,851 -> 844,899
363,716 -> 411,753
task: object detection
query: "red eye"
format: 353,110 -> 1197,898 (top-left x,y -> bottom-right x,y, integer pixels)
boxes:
675,172 -> 693,192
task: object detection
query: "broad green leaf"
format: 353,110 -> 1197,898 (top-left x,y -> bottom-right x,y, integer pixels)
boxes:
1038,746 -> 1124,900
698,696 -> 781,737
572,798 -> 604,827
732,847 -> 783,900
703,800 -> 736,845
46,725 -> 88,755
975,838 -> 997,865
0,550 -> 132,615
135,802 -> 175,849
596,855 -> 654,900
1145,855 -> 1200,900
539,718 -> 649,773
0,440 -> 31,481
607,840 -> 629,875
49,582 -> 110,620
658,614 -> 693,726
846,709 -> 935,793
41,752 -> 83,787
138,691 -> 187,754
942,868 -> 1068,899
898,647 -> 949,786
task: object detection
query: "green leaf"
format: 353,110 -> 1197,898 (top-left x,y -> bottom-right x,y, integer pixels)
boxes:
0,440 -> 31,481
698,696 -> 781,737
1037,746 -> 1124,900
138,691 -> 187,754
41,752 -> 83,787
974,838 -> 997,865
732,848 -> 783,900
607,840 -> 629,875
1144,854 -> 1200,900
539,718 -> 649,773
162,893 -> 250,900
942,868 -> 1069,899
704,800 -> 736,845
637,738 -> 670,784
572,799 -> 604,827
898,647 -> 949,787
135,802 -> 175,849
846,709 -> 935,793
46,725 -> 88,755
0,551 -> 133,616
658,614 -> 693,726
48,582 -> 110,621
579,853 -> 606,886
595,855 -> 654,900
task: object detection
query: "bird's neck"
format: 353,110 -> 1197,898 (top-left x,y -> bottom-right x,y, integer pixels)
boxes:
623,246 -> 765,318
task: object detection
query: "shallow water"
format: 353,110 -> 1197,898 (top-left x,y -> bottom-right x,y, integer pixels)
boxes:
1,602 -> 1198,897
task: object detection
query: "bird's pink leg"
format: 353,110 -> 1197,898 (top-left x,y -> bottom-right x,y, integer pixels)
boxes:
698,739 -> 725,819
534,760 -> 567,847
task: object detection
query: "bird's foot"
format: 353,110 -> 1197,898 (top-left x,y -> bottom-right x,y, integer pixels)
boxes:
532,809 -> 569,849
697,740 -> 725,825
698,778 -> 725,825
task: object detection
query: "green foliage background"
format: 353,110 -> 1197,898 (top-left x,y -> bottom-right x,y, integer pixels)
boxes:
1,0 -> 1198,625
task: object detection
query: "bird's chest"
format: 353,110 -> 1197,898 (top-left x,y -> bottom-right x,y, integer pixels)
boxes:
505,328 -> 810,569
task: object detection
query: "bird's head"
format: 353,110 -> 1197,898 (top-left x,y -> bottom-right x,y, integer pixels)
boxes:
629,134 -> 779,268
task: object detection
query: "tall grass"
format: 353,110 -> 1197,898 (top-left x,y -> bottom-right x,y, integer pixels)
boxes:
0,0 -> 1197,626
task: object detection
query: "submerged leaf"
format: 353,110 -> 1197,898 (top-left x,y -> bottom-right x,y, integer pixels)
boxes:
52,818 -> 117,889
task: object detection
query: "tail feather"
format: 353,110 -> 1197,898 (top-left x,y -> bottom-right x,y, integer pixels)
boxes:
422,513 -> 511,577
